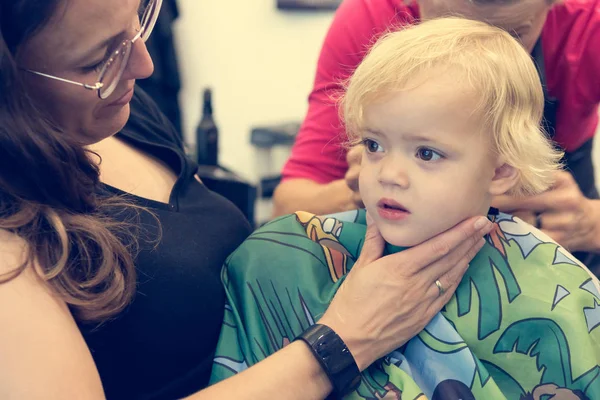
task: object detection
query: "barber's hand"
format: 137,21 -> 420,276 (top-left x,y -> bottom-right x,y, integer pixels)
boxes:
344,146 -> 364,209
318,214 -> 492,370
493,171 -> 600,253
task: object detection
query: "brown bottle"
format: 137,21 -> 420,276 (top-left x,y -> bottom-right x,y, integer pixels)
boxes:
196,88 -> 218,166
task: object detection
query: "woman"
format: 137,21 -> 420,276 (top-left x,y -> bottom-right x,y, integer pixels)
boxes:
274,0 -> 600,272
0,0 -> 491,398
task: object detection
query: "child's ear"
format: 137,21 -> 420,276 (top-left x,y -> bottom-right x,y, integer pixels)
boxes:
488,162 -> 519,196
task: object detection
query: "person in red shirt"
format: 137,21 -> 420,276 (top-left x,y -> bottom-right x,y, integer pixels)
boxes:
274,0 -> 600,271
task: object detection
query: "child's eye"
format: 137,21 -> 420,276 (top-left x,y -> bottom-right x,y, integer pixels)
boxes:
362,138 -> 384,153
416,147 -> 443,161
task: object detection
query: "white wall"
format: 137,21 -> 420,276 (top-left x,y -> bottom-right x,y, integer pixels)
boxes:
174,1 -> 335,183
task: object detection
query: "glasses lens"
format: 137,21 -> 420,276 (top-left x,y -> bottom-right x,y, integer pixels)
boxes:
98,42 -> 132,99
140,0 -> 162,42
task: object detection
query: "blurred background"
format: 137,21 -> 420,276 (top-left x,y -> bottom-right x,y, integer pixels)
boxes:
176,0 -> 333,179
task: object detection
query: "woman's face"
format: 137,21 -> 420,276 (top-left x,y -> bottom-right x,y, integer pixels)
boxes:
419,0 -> 556,52
17,0 -> 154,145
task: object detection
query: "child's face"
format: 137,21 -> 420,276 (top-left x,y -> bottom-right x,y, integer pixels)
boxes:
358,75 -> 504,247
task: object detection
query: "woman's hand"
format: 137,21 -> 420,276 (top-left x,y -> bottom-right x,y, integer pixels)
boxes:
493,171 -> 600,253
318,214 -> 492,370
344,145 -> 364,209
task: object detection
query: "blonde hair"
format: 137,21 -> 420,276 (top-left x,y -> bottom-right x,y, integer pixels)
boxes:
341,17 -> 563,196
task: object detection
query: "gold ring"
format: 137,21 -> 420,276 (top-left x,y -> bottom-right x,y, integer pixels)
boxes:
435,280 -> 445,297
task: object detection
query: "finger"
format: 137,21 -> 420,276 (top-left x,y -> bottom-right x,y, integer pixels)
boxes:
421,236 -> 486,285
345,171 -> 360,192
497,194 -> 554,213
492,194 -> 546,213
511,191 -> 575,213
352,192 -> 364,209
536,211 -> 574,231
428,237 -> 485,311
398,216 -> 492,275
346,145 -> 363,165
552,170 -> 575,187
492,194 -> 521,212
511,210 -> 535,225
503,175 -> 580,213
429,272 -> 464,314
355,219 -> 385,266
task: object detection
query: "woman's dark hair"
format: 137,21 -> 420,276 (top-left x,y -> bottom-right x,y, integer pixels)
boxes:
0,0 -> 140,322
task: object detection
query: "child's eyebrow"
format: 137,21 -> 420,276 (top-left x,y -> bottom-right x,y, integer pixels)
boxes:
362,128 -> 387,138
399,133 -> 459,150
363,128 -> 456,149
402,133 -> 437,143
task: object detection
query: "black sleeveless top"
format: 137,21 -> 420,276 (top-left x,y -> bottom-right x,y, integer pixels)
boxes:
77,87 -> 252,399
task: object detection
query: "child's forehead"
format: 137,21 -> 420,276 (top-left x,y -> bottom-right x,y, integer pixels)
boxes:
362,78 -> 488,138
372,71 -> 483,113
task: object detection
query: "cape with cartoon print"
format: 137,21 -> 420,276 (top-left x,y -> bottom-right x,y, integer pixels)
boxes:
210,209 -> 600,399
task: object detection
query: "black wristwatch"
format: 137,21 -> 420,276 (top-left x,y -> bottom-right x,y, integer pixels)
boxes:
295,324 -> 361,399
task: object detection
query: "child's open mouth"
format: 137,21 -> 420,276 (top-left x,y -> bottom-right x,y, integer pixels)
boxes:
376,198 -> 410,221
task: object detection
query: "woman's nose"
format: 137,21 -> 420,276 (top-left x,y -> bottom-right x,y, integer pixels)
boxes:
122,38 -> 155,81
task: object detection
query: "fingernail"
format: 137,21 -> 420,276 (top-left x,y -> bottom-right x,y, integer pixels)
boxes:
474,217 -> 490,231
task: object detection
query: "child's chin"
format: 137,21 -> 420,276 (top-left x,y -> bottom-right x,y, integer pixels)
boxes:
380,230 -> 426,248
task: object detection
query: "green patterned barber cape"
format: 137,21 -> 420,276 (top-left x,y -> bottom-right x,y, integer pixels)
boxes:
210,209 -> 600,399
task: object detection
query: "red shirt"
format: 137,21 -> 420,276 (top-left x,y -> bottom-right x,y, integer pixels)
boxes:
282,0 -> 600,184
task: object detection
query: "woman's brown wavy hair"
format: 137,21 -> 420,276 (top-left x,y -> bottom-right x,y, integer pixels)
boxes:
0,0 -> 142,322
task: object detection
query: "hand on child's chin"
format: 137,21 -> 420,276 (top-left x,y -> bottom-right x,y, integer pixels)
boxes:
378,217 -> 485,248
377,224 -> 430,248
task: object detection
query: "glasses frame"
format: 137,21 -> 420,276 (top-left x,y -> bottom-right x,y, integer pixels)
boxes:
24,0 -> 163,100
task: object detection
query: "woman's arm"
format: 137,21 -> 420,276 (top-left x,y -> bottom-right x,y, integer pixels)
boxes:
0,232 -> 330,400
272,179 -> 355,217
272,147 -> 365,217
0,233 -> 330,400
0,230 -> 105,399
189,342 -> 332,400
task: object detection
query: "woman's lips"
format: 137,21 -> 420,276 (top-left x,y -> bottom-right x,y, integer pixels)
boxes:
106,88 -> 134,107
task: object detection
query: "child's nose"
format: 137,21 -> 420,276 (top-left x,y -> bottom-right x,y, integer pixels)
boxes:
377,155 -> 410,189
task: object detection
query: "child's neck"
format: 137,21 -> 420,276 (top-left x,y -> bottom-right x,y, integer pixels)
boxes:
381,206 -> 498,254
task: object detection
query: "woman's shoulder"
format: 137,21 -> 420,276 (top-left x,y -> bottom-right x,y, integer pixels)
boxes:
554,0 -> 600,16
0,229 -> 28,274
543,0 -> 600,101
347,0 -> 419,25
0,229 -> 53,294
0,231 -> 105,399
325,0 -> 419,55
547,0 -> 600,36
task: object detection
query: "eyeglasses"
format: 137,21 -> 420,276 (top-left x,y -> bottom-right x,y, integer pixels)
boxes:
24,0 -> 163,100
